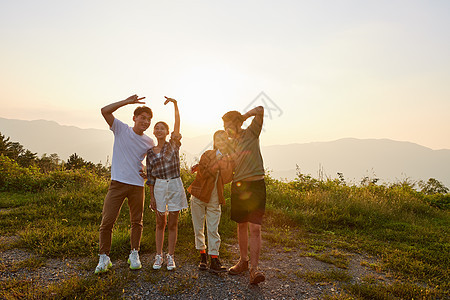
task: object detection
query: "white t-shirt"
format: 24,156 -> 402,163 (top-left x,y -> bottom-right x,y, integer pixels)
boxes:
110,118 -> 154,186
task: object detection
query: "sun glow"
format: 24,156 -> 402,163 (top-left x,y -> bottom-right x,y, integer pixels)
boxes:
171,63 -> 247,136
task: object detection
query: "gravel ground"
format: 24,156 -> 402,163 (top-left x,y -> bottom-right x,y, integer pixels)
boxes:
119,244 -> 386,299
1,235 -> 390,299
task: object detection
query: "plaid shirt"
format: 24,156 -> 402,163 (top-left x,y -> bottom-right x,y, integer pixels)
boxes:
146,133 -> 182,185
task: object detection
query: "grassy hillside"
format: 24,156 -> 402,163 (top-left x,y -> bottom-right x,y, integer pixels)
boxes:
0,156 -> 449,299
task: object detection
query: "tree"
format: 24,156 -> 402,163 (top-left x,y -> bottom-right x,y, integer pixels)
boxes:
0,132 -> 12,155
0,133 -> 37,167
37,153 -> 61,173
418,178 -> 449,195
64,153 -> 110,177
66,153 -> 86,170
0,132 -> 110,176
16,149 -> 38,167
6,142 -> 25,161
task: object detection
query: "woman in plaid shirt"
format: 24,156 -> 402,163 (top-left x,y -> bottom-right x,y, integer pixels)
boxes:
146,96 -> 188,271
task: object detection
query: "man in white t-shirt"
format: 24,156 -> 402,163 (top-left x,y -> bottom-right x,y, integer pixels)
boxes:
95,94 -> 155,274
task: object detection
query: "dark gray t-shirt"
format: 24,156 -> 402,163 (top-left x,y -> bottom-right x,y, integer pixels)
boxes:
233,114 -> 265,182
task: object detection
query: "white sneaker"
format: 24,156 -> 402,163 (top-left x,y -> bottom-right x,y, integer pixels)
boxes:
95,254 -> 112,274
166,254 -> 176,271
153,254 -> 164,270
128,249 -> 142,270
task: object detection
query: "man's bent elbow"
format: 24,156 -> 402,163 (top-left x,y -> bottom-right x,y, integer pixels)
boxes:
256,106 -> 264,115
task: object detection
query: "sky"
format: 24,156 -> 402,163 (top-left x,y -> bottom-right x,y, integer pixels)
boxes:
1,0 -> 449,150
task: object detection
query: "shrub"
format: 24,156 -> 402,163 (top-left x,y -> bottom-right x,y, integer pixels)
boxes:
418,178 -> 449,195
422,193 -> 450,210
0,155 -> 104,192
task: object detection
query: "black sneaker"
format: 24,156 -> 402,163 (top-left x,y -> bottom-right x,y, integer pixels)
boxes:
209,257 -> 227,273
198,253 -> 208,270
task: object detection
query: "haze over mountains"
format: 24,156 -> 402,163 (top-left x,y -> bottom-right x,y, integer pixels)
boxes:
1,117 -> 449,187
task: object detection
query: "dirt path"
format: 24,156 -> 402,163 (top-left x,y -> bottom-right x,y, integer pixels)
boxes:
0,234 -> 391,299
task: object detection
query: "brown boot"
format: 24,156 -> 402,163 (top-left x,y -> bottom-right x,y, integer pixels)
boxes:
250,268 -> 265,284
228,259 -> 249,275
209,257 -> 227,273
198,253 -> 208,271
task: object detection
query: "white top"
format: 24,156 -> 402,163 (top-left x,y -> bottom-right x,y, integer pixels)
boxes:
110,118 -> 154,186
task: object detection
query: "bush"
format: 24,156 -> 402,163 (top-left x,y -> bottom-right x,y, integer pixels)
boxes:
0,155 -> 104,192
422,193 -> 450,210
418,178 -> 449,195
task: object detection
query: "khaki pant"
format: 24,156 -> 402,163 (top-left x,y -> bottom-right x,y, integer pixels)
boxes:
99,180 -> 145,255
190,190 -> 222,256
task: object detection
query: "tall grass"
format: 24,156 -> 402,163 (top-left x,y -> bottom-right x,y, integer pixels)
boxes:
0,160 -> 448,298
265,175 -> 449,295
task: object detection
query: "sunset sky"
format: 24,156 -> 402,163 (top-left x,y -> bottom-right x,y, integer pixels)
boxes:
1,1 -> 449,149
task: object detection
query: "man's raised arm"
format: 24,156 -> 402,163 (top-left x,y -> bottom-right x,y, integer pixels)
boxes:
242,106 -> 264,120
101,94 -> 145,127
242,106 -> 264,137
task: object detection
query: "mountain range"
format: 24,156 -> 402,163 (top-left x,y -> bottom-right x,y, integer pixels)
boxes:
1,117 -> 449,187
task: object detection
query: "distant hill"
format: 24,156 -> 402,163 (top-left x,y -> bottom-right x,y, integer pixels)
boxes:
263,139 -> 450,186
0,118 -> 113,165
1,117 -> 449,187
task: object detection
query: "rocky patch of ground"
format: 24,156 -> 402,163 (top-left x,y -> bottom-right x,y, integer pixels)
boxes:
1,234 -> 392,299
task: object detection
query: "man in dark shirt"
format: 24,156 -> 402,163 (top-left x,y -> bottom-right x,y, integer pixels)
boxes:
222,106 -> 266,284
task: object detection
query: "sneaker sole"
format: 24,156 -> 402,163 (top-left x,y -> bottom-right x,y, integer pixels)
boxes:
209,268 -> 227,274
128,260 -> 142,270
228,268 -> 248,275
153,265 -> 162,270
127,259 -> 142,270
95,262 -> 112,274
167,266 -> 176,271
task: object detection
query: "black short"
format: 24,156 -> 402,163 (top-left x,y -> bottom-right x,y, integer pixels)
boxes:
230,179 -> 266,225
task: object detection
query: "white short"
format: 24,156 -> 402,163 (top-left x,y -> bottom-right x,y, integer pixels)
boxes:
154,177 -> 188,213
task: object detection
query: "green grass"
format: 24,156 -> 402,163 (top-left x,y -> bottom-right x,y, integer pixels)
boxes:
0,166 -> 449,298
0,192 -> 31,208
266,176 -> 449,293
343,279 -> 443,300
306,249 -> 350,269
0,270 -> 130,299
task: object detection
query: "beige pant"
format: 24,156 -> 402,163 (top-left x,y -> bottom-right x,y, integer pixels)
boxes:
99,180 -> 145,255
190,189 -> 222,256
